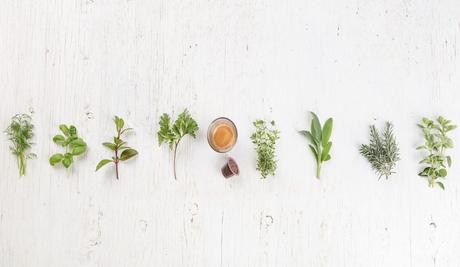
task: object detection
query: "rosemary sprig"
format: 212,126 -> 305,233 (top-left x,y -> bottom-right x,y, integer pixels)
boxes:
5,114 -> 36,176
360,122 -> 400,180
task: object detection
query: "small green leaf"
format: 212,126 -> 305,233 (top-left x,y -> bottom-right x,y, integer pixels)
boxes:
447,156 -> 452,167
69,125 -> 77,137
103,142 -> 116,151
114,116 -> 124,131
53,135 -> 66,145
437,181 -> 445,190
49,153 -> 64,166
72,146 -> 86,156
119,149 -> 138,161
308,144 -> 318,158
59,125 -> 70,136
438,168 -> 447,177
96,159 -> 113,171
70,138 -> 86,147
62,154 -> 73,168
299,130 -> 317,146
322,118 -> 333,147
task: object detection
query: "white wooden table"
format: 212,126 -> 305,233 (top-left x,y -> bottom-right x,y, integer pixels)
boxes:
1,1 -> 460,266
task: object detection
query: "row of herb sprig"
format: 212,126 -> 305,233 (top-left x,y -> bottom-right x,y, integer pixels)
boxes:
4,112 -> 457,189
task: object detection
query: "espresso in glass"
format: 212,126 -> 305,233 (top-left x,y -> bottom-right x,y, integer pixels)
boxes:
207,117 -> 238,153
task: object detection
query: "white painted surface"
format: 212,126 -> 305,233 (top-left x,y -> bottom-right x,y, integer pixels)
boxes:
1,0 -> 460,266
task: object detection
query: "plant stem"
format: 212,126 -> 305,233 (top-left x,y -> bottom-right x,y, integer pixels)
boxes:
173,143 -> 178,180
115,149 -> 120,180
18,154 -> 25,176
316,162 -> 321,179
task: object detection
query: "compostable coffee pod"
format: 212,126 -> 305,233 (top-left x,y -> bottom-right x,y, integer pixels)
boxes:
221,157 -> 239,178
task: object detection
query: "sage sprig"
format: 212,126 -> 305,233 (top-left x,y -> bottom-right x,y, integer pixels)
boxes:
96,116 -> 138,179
49,124 -> 87,168
360,122 -> 400,179
5,114 -> 36,176
251,120 -> 280,178
300,112 -> 333,179
157,109 -> 199,180
417,116 -> 456,189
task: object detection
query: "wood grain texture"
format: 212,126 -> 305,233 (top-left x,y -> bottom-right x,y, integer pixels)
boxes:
1,0 -> 460,266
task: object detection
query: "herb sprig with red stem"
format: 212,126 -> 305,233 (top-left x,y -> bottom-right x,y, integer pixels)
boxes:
96,116 -> 138,179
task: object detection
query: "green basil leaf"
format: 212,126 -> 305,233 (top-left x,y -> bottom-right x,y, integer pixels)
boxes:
53,135 -> 66,145
49,153 -> 64,166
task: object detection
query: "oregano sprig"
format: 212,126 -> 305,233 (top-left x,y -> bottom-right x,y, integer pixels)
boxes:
5,114 -> 36,176
417,116 -> 456,189
299,112 -> 333,179
49,124 -> 87,168
360,122 -> 400,179
157,109 -> 199,180
251,120 -> 280,178
96,116 -> 138,179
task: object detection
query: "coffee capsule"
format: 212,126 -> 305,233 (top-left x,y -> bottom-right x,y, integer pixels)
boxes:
221,157 -> 239,178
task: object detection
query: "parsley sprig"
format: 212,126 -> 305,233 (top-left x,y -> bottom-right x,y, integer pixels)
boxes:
157,109 -> 199,180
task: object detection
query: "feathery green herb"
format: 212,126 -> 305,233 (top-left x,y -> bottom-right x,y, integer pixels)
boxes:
49,124 -> 87,168
96,116 -> 138,179
360,122 -> 400,179
417,116 -> 456,190
5,114 -> 36,176
157,109 -> 199,180
251,120 -> 280,178
299,112 -> 333,179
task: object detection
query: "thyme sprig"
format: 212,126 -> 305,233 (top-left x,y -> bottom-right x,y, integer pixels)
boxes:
251,120 -> 280,178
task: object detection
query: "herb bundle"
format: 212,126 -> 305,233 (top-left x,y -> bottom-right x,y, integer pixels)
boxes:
359,122 -> 400,179
5,114 -> 36,176
49,125 -> 87,168
157,109 -> 199,180
96,116 -> 138,179
417,116 -> 456,189
300,112 -> 333,179
251,120 -> 280,178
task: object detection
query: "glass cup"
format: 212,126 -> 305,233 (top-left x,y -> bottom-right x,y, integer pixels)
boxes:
207,117 -> 238,153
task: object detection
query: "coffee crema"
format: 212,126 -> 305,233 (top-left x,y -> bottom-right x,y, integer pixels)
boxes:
207,118 -> 238,153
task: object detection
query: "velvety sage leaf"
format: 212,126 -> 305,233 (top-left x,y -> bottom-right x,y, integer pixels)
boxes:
119,149 -> 138,161
322,118 -> 333,147
49,153 -> 64,166
299,130 -> 317,146
310,112 -> 322,142
96,159 -> 113,171
321,142 -> 332,162
308,144 -> 318,158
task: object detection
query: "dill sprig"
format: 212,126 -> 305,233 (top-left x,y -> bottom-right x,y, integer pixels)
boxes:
5,114 -> 36,176
360,122 -> 400,180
